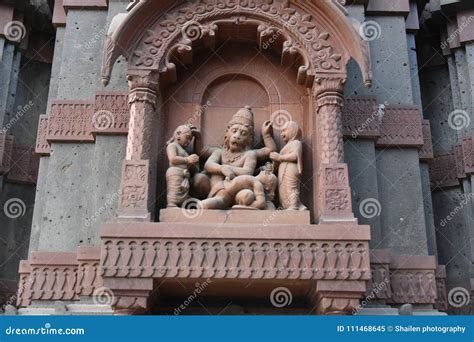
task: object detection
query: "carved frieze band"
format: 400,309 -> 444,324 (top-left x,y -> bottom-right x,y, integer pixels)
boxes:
376,105 -> 424,147
17,246 -> 447,310
342,99 -> 426,150
35,93 -> 130,155
101,238 -> 371,281
0,132 -> 39,185
430,130 -> 474,189
35,95 -> 432,158
365,250 -> 441,306
388,255 -> 438,305
16,248 -> 102,308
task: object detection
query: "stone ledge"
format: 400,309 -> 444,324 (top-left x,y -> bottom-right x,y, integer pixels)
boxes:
366,0 -> 410,16
63,0 -> 108,10
160,208 -> 311,225
101,222 -> 371,241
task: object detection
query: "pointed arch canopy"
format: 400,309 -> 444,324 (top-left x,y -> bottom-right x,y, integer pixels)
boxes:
101,0 -> 372,88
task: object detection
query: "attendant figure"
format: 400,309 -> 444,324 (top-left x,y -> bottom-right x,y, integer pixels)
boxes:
166,125 -> 200,207
270,121 -> 307,210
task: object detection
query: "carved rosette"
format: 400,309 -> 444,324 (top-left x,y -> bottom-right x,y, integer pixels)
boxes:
118,160 -> 151,220
318,164 -> 352,218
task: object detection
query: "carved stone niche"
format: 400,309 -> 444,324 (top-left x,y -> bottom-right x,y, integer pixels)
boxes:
101,0 -> 372,223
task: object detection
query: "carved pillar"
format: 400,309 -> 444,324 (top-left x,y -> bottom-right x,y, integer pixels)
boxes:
312,76 -> 355,223
117,70 -> 159,221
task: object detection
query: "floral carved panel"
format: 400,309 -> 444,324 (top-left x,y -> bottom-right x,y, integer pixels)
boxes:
131,0 -> 344,84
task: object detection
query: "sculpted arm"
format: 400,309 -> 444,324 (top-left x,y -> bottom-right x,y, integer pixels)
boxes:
204,150 -> 224,174
255,120 -> 277,160
167,144 -> 187,166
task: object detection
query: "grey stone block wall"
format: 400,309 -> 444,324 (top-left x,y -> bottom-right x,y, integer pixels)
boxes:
30,3 -> 129,253
0,46 -> 51,281
366,15 -> 428,256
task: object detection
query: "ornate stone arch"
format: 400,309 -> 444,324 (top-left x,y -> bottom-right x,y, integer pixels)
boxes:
101,0 -> 371,88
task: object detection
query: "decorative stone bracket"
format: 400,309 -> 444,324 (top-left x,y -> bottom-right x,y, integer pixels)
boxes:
0,132 -> 39,185
429,130 -> 474,189
365,249 -> 446,310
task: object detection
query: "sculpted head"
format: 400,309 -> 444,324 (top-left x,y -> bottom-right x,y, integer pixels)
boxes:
281,121 -> 302,143
223,106 -> 255,152
171,125 -> 193,148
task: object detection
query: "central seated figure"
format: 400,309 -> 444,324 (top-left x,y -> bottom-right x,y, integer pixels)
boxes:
165,105 -> 307,212
201,106 -> 275,210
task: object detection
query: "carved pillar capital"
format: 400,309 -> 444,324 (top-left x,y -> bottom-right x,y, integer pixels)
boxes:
127,70 -> 159,106
127,70 -> 159,93
312,76 -> 346,106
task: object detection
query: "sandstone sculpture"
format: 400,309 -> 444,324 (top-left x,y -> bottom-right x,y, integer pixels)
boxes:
166,125 -> 211,207
166,106 -> 308,211
270,121 -> 307,210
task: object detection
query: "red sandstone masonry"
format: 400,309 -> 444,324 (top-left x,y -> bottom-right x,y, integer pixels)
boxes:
34,96 -> 433,156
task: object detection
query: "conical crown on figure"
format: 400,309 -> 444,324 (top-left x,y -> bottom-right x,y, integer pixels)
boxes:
229,105 -> 254,131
